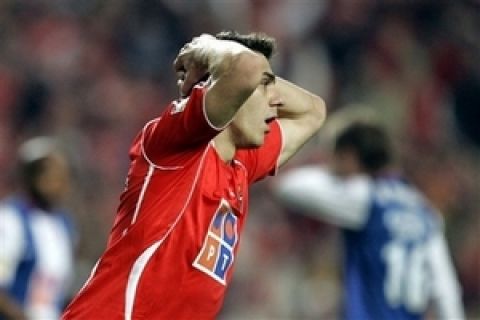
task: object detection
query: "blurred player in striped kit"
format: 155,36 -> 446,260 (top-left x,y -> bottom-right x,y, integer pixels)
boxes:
274,122 -> 465,319
0,137 -> 75,320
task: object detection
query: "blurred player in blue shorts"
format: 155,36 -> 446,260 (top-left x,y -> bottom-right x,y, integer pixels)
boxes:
0,137 -> 75,320
274,122 -> 465,319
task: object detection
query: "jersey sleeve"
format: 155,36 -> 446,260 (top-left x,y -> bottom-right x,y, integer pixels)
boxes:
274,166 -> 372,229
236,120 -> 283,184
0,205 -> 25,288
142,84 -> 223,165
427,231 -> 466,319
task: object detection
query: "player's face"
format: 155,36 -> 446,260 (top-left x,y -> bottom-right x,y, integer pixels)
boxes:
35,153 -> 71,204
230,71 -> 282,148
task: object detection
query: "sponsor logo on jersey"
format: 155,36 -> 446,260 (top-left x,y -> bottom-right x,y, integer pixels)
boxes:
193,199 -> 238,285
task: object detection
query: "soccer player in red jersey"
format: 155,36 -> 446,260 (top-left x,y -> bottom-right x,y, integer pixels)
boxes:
62,31 -> 326,319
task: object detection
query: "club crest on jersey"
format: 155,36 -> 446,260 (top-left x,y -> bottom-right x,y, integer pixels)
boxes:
193,199 -> 238,285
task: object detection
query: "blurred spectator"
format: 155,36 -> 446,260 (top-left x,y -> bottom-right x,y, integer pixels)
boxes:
0,137 -> 75,320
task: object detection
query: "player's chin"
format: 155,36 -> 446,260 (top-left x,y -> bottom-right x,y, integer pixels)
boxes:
237,136 -> 264,149
247,136 -> 265,148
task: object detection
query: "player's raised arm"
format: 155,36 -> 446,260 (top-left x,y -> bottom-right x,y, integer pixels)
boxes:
273,166 -> 371,229
174,34 -> 270,129
275,77 -> 326,166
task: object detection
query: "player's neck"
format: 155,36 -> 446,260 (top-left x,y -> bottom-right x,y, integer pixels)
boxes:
213,130 -> 236,163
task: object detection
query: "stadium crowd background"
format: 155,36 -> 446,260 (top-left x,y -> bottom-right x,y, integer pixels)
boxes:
0,0 -> 478,318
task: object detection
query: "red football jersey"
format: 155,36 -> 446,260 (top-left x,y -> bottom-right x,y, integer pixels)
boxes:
62,84 -> 283,319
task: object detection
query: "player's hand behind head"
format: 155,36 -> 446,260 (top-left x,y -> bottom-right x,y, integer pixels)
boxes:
174,34 -> 213,97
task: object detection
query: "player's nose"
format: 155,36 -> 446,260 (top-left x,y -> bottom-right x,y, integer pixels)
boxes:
269,90 -> 283,108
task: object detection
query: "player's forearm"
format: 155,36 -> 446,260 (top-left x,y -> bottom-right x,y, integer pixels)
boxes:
190,35 -> 265,80
175,34 -> 268,101
274,78 -> 326,165
203,38 -> 269,128
276,77 -> 326,124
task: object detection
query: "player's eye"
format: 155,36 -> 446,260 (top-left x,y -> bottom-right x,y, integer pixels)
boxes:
261,77 -> 273,87
261,73 -> 276,87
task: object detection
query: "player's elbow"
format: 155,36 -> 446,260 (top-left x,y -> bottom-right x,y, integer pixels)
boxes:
309,95 -> 327,132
